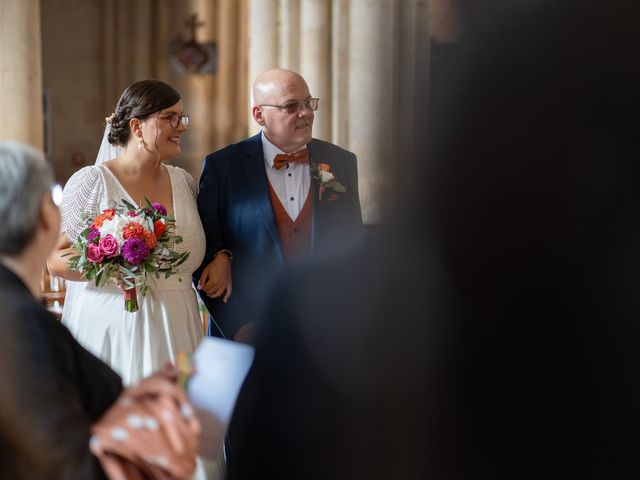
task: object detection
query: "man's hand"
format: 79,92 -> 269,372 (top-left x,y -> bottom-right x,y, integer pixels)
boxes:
197,253 -> 233,302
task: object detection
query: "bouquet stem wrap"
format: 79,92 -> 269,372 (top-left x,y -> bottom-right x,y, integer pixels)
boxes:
124,287 -> 138,312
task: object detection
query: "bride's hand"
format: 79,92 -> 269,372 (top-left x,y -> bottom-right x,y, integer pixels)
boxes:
46,234 -> 85,281
197,253 -> 232,302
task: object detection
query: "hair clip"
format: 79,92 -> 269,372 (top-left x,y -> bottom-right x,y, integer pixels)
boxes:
105,113 -> 116,125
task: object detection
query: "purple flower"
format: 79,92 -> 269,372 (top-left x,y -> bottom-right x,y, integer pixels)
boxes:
121,238 -> 149,265
86,227 -> 100,243
98,234 -> 119,258
151,202 -> 167,216
86,243 -> 104,263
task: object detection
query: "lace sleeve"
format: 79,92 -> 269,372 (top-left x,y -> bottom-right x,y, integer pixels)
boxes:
60,166 -> 103,241
175,166 -> 199,199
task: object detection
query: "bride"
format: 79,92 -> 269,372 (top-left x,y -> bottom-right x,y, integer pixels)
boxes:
47,80 -> 231,387
48,80 -> 230,479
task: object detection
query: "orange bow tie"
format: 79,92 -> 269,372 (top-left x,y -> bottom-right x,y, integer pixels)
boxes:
274,149 -> 309,170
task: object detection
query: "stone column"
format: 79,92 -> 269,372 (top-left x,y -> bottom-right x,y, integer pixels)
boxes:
279,0 -> 300,71
0,0 -> 44,149
155,0 -> 174,83
215,0 -> 240,149
178,0 -> 217,180
247,0 -> 278,134
116,0 -> 134,93
236,0 -> 250,139
132,0 -> 153,80
348,0 -> 395,223
102,1 -> 118,113
300,0 -> 332,141
395,0 -> 429,193
331,0 -> 350,147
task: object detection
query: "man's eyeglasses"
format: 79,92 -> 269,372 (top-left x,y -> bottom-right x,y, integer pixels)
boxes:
260,98 -> 319,115
160,113 -> 190,128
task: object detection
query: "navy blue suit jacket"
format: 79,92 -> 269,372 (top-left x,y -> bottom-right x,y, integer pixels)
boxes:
195,133 -> 363,338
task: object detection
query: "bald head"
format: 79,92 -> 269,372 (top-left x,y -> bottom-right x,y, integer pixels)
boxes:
251,69 -> 309,107
250,68 -> 315,152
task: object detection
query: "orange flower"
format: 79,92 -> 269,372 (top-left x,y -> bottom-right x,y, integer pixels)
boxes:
93,215 -> 107,228
319,163 -> 331,171
92,209 -> 116,228
153,220 -> 167,239
122,222 -> 146,240
143,230 -> 157,249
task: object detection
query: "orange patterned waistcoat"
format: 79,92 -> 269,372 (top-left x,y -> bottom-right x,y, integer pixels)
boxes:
267,182 -> 313,265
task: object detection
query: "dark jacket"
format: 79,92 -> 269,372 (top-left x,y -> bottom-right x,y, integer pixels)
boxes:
0,263 -> 122,479
195,133 -> 363,338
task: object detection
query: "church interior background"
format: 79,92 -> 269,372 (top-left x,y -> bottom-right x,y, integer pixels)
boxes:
0,0 -> 458,307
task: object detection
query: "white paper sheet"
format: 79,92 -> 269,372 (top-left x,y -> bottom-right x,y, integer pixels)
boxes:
187,337 -> 255,459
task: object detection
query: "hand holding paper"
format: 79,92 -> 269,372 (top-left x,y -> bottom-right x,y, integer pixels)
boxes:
185,337 -> 255,459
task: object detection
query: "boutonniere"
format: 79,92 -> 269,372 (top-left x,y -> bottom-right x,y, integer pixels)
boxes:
310,162 -> 346,201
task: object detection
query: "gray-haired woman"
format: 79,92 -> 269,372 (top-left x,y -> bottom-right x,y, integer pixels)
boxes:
0,141 -> 199,479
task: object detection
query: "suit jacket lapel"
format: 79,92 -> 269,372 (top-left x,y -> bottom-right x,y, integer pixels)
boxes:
241,134 -> 283,261
308,139 -> 326,255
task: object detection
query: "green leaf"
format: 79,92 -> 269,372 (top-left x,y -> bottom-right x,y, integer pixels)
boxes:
122,199 -> 137,212
95,268 -> 105,287
332,182 -> 346,193
119,265 -> 137,278
174,252 -> 190,267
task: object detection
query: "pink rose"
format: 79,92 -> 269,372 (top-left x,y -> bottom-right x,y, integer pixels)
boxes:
98,234 -> 119,258
86,243 -> 104,263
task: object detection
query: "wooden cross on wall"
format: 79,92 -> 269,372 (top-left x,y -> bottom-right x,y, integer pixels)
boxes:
185,14 -> 204,43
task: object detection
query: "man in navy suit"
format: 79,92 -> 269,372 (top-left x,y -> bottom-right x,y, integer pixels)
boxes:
195,68 -> 363,342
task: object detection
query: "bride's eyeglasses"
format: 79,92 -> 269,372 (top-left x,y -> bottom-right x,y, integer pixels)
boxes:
160,112 -> 189,128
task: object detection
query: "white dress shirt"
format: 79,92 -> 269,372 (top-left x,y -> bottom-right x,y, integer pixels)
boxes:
261,132 -> 311,221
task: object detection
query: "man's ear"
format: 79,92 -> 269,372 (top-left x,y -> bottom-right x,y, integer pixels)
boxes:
252,106 -> 265,126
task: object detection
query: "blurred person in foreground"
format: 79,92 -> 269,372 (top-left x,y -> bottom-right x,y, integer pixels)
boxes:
0,141 -> 200,479
227,1 -> 640,478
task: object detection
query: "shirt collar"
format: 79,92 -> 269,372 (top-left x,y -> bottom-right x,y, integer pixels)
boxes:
261,131 -> 308,169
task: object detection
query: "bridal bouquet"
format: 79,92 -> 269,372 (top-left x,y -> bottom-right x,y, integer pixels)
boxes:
66,199 -> 189,312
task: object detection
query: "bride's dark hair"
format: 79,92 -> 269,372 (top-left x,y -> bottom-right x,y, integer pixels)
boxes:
107,80 -> 181,147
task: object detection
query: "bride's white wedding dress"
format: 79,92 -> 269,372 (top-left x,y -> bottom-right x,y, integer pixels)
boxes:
60,164 -> 205,386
